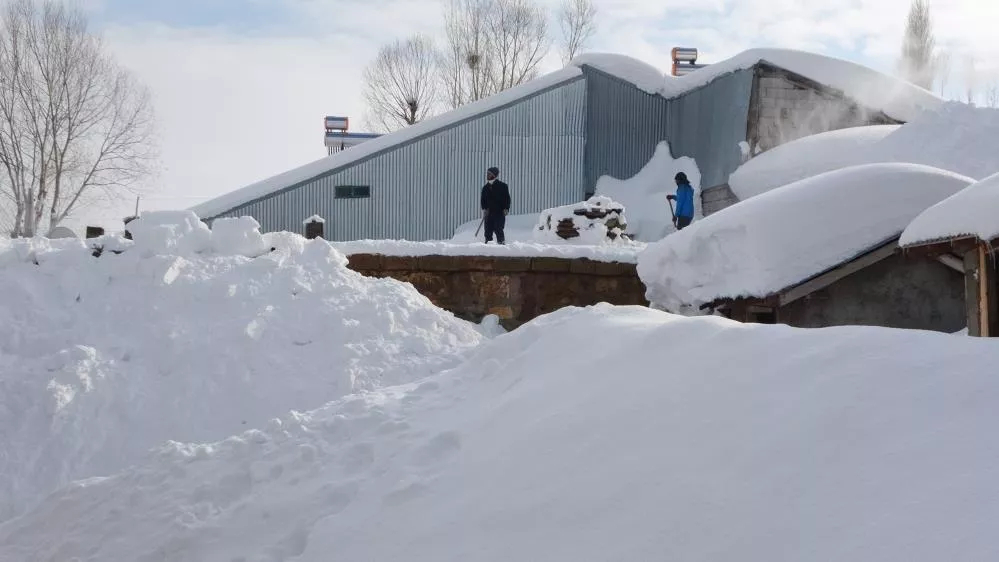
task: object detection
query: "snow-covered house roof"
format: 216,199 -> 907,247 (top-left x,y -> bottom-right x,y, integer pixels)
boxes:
900,171 -> 999,248
192,48 -> 940,221
729,125 -> 901,200
637,163 -> 975,312
730,102 -> 999,201
574,48 -> 940,122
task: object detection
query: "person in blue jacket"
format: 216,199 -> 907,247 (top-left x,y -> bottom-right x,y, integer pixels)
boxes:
667,172 -> 695,230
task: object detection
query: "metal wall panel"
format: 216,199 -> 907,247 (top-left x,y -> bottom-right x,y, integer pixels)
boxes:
215,77 -> 587,241
583,67 -> 754,192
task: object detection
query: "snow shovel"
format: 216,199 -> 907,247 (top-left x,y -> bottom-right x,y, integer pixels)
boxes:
474,212 -> 485,237
666,196 -> 677,227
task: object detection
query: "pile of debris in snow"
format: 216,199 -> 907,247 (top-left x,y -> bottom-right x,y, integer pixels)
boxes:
535,196 -> 630,244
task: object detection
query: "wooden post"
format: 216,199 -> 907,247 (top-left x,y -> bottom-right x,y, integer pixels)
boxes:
979,243 -> 990,337
85,226 -> 105,239
965,249 -> 981,336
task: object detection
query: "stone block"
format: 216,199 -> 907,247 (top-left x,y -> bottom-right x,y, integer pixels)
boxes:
346,253 -> 382,271
493,257 -> 532,272
531,257 -> 571,273
382,255 -> 419,271
570,258 -> 597,275
463,256 -> 496,271
592,261 -> 637,277
419,255 -> 462,271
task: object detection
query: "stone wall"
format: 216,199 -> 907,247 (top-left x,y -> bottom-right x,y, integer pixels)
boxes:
748,65 -> 899,154
345,254 -> 648,329
779,254 -> 966,333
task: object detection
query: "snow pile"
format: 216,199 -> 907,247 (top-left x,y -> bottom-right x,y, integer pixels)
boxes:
638,163 -> 974,311
595,141 -> 701,242
5,305 -> 999,561
451,213 -> 539,243
334,239 -> 646,263
534,196 -> 631,244
729,125 -> 900,200
570,52 -> 666,95
0,216 -> 483,522
901,171 -> 999,247
731,103 -> 999,201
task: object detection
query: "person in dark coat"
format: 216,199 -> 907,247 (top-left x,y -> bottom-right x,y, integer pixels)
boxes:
480,166 -> 511,244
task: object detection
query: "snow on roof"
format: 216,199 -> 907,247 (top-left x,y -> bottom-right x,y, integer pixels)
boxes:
569,52 -> 667,95
731,102 -> 999,201
637,163 -> 975,311
575,48 -> 939,122
729,125 -> 901,200
900,171 -> 999,247
302,214 -> 326,225
189,67 -> 583,219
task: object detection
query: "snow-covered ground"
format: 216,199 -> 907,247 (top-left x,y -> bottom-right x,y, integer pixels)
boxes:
730,102 -> 999,201
638,163 -> 974,312
595,141 -> 701,242
0,212 -> 483,522
333,239 -> 646,263
901,171 -> 999,247
4,305 -> 999,561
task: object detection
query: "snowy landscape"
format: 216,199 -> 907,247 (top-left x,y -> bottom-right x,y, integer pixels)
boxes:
4,0 -> 999,560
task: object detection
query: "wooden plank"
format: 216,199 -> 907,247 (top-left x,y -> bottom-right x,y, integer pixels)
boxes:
965,249 -> 981,337
935,253 -> 965,273
778,241 -> 898,306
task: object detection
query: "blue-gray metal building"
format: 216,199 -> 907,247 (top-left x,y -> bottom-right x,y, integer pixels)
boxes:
191,52 -> 933,241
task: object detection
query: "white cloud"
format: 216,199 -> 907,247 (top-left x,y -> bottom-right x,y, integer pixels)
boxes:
69,0 -> 998,231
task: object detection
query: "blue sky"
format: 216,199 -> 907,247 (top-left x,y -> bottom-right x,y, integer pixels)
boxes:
70,0 -> 996,229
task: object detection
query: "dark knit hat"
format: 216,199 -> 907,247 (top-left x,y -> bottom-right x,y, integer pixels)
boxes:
487,166 -> 499,176
674,172 -> 688,183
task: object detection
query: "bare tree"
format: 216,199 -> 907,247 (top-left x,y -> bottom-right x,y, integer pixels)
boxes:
487,0 -> 550,90
934,49 -> 951,97
362,34 -> 439,133
557,0 -> 597,64
438,0 -> 550,109
965,55 -> 978,104
439,0 -> 495,109
899,0 -> 936,90
0,0 -> 154,238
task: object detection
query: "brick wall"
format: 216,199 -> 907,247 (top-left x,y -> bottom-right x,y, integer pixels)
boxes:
345,254 -> 649,330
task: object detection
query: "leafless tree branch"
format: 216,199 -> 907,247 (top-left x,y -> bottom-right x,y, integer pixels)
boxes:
0,0 -> 155,237
557,0 -> 596,65
362,34 -> 439,133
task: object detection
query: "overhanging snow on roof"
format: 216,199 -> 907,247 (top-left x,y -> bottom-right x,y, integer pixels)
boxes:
637,163 -> 974,312
901,171 -> 999,249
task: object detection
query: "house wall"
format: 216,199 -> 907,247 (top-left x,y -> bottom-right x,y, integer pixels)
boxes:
747,65 -> 899,154
779,254 -> 965,332
583,67 -> 754,194
215,77 -> 587,241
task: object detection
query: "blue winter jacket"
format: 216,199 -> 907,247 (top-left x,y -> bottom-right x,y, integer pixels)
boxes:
674,183 -> 694,218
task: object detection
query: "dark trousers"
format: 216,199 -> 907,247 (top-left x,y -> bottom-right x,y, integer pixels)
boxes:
484,211 -> 506,244
676,216 -> 692,230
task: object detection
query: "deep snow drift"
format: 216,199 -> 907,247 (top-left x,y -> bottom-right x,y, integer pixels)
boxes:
595,141 -> 701,242
333,238 -> 646,263
0,212 -> 483,522
638,163 -> 974,312
4,305 -> 999,561
451,213 -> 538,243
901,170 -> 999,246
730,102 -> 999,200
